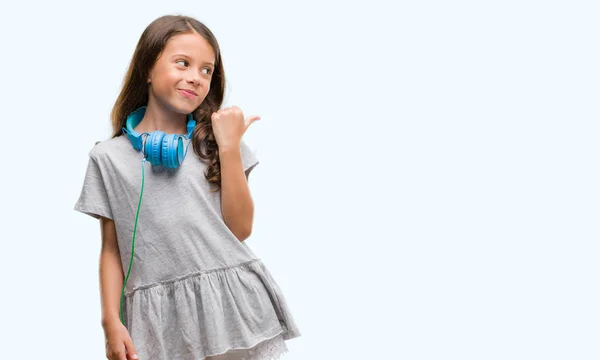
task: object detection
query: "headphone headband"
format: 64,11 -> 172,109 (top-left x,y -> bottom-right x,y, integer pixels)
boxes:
122,106 -> 196,151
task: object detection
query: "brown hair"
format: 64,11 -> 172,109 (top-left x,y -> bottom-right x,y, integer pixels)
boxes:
110,15 -> 225,192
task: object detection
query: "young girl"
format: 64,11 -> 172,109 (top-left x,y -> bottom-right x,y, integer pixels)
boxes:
74,14 -> 300,360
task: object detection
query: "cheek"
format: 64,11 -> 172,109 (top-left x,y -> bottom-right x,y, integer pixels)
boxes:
164,69 -> 183,86
153,72 -> 183,99
201,85 -> 211,102
203,79 -> 211,93
154,68 -> 180,87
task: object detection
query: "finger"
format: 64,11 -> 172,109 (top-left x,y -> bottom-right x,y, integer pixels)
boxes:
105,341 -> 125,360
211,112 -> 219,122
232,106 -> 243,115
118,342 -> 128,360
124,338 -> 139,360
111,345 -> 126,360
245,115 -> 261,127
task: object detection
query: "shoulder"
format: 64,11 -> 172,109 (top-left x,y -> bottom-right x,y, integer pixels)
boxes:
88,135 -> 131,162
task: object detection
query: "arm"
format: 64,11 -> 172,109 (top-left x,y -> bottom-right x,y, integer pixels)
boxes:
99,216 -> 125,328
219,145 -> 255,242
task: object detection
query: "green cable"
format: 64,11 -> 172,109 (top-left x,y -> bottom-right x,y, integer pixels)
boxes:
120,157 -> 146,325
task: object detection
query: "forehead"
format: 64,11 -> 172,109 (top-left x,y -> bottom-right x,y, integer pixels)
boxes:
162,32 -> 215,62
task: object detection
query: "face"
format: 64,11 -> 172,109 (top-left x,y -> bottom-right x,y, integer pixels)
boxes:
147,32 -> 216,114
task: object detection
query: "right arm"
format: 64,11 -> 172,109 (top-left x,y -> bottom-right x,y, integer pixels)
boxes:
75,152 -> 138,358
99,216 -> 125,328
99,216 -> 139,360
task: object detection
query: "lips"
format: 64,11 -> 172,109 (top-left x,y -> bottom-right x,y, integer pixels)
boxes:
178,89 -> 198,98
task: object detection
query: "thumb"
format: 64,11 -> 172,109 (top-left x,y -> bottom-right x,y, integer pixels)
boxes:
124,337 -> 139,360
245,115 -> 261,129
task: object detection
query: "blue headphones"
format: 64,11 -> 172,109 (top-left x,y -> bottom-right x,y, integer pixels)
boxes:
122,106 -> 196,168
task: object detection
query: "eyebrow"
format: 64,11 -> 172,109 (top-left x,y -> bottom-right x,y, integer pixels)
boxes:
172,54 -> 215,66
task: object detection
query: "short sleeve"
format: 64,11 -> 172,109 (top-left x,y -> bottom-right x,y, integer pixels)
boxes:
74,155 -> 113,220
240,139 -> 259,176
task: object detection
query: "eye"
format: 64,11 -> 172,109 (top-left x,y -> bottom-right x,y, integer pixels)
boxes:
201,67 -> 212,75
176,59 -> 188,67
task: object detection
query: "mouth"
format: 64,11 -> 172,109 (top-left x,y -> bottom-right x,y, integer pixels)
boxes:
178,89 -> 198,98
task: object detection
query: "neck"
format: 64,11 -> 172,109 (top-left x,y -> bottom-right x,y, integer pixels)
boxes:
134,97 -> 189,135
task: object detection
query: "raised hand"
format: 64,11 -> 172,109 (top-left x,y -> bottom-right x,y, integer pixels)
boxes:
211,106 -> 260,150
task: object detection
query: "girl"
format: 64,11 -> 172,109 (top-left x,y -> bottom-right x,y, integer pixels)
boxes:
74,14 -> 300,360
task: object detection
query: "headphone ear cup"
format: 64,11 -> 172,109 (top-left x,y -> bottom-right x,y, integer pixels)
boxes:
145,131 -> 166,166
162,134 -> 183,169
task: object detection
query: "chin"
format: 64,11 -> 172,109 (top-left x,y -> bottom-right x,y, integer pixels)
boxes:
169,100 -> 200,115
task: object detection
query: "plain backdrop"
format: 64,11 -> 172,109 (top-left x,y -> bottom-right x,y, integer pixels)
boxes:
0,1 -> 598,359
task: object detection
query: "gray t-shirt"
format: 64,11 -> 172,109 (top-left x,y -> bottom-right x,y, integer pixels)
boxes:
74,135 -> 300,360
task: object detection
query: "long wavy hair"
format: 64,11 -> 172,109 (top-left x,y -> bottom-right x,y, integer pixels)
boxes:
110,15 -> 225,192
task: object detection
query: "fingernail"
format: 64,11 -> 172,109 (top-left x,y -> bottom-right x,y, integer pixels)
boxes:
132,354 -> 138,359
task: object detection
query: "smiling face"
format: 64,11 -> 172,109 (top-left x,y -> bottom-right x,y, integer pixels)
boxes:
147,32 -> 216,115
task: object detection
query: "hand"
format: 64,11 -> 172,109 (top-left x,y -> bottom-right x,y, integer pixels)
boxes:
211,106 -> 260,150
103,320 -> 139,360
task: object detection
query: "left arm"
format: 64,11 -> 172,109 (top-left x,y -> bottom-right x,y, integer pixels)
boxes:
220,144 -> 254,242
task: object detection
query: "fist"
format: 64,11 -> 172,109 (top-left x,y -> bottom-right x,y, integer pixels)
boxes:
211,106 -> 260,149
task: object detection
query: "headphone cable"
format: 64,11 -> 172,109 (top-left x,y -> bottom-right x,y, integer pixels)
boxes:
120,156 -> 146,325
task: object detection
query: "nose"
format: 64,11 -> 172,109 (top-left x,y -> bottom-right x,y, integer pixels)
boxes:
186,71 -> 200,85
